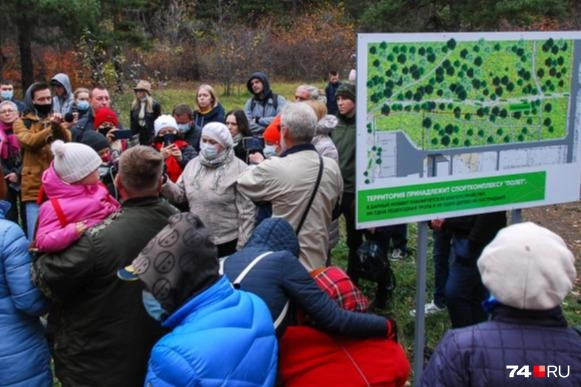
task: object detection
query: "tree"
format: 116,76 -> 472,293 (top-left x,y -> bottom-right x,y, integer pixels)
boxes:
0,0 -> 100,90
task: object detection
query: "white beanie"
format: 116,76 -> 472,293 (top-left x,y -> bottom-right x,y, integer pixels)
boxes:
51,140 -> 102,183
478,222 -> 576,310
154,114 -> 178,136
201,122 -> 233,148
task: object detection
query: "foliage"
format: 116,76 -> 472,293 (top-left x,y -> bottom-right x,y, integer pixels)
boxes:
358,0 -> 571,32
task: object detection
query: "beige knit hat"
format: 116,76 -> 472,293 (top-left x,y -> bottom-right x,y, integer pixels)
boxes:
134,80 -> 152,95
478,222 -> 576,310
51,140 -> 102,183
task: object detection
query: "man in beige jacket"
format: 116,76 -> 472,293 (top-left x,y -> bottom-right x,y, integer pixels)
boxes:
237,102 -> 343,271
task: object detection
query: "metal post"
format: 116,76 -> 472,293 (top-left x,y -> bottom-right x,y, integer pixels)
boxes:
511,208 -> 522,224
413,221 -> 429,386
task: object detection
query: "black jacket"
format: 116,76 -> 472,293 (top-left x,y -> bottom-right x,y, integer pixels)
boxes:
130,100 -> 161,145
33,197 -> 178,387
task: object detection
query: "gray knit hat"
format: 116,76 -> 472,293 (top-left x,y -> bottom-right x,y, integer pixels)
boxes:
51,140 -> 102,183
335,83 -> 355,102
202,122 -> 233,148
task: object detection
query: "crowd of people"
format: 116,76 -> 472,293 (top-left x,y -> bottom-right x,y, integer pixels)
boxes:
0,70 -> 579,386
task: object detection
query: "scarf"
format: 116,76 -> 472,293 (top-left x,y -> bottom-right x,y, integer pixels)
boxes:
194,147 -> 234,191
0,120 -> 20,160
138,101 -> 146,127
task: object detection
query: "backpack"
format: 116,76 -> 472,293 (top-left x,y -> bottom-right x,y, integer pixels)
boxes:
250,92 -> 279,113
355,240 -> 396,293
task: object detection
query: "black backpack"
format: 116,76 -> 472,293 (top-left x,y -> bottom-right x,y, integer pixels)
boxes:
356,240 -> 396,293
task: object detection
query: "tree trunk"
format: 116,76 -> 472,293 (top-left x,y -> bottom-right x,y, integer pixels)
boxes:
17,20 -> 34,91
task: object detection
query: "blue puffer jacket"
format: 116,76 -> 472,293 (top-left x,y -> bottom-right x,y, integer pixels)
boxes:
222,217 -> 388,337
421,305 -> 581,386
0,201 -> 51,386
145,276 -> 278,386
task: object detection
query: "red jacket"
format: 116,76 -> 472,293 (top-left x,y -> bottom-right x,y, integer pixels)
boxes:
153,139 -> 190,182
279,326 -> 410,386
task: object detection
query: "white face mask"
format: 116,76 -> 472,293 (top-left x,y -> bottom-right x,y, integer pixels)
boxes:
263,144 -> 277,158
177,123 -> 191,133
201,142 -> 219,159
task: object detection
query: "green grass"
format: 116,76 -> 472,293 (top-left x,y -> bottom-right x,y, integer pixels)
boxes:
111,81 -> 306,128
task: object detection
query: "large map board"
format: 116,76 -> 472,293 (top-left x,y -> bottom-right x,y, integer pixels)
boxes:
356,32 -> 581,228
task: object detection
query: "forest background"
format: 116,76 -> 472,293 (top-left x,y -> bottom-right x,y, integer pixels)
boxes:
2,0 -> 581,95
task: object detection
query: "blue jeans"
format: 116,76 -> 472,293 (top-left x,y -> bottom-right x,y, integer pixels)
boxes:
445,237 -> 487,328
432,229 -> 452,308
25,201 -> 40,240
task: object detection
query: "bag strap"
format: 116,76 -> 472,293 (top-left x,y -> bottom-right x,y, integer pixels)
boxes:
50,198 -> 68,228
233,251 -> 273,284
296,153 -> 323,235
219,251 -> 289,329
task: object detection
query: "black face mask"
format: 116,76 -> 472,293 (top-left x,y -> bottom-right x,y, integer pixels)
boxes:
34,103 -> 53,117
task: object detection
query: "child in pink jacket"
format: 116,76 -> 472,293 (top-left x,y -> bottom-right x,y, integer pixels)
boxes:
34,140 -> 121,252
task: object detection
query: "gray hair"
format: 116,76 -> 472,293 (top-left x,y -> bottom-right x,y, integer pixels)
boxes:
0,100 -> 18,112
281,102 -> 317,143
297,84 -> 321,100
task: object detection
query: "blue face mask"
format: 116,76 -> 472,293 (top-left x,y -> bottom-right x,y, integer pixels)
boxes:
142,290 -> 167,322
1,90 -> 13,100
201,142 -> 219,160
263,144 -> 277,158
77,100 -> 90,111
177,123 -> 191,133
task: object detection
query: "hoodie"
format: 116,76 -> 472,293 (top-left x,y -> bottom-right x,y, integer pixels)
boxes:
243,72 -> 287,135
51,73 -> 74,115
222,217 -> 389,337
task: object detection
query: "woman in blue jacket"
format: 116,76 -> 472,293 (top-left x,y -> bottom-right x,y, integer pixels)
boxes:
0,170 -> 51,386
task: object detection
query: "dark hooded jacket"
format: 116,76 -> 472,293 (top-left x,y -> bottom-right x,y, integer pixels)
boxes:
13,84 -> 71,201
243,72 -> 286,135
421,305 -> 581,386
221,217 -> 388,337
51,73 -> 74,115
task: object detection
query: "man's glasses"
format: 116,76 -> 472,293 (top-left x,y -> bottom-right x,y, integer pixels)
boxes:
0,109 -> 16,114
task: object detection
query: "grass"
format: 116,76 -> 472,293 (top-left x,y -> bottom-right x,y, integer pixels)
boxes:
111,81 -> 306,128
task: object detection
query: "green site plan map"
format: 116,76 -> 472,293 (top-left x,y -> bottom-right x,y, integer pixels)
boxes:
367,37 -> 572,149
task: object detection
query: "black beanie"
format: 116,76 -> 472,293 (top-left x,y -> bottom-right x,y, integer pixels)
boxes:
81,130 -> 110,153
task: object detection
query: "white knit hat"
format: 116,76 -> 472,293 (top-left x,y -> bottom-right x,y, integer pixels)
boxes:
154,115 -> 178,136
51,140 -> 102,183
478,222 -> 576,310
201,122 -> 233,148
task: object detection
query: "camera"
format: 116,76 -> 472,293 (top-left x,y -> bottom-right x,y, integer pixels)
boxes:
242,136 -> 265,152
163,133 -> 176,146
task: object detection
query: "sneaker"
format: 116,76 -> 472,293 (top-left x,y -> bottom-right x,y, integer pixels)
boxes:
409,301 -> 446,317
390,248 -> 408,261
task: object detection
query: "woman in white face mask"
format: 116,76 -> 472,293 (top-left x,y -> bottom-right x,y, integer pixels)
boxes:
161,122 -> 256,257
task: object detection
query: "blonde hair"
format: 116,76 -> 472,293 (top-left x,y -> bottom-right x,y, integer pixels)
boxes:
303,100 -> 327,121
197,84 -> 219,108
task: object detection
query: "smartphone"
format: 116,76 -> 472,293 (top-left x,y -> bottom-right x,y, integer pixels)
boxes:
163,133 -> 176,146
242,136 -> 265,152
113,130 -> 133,140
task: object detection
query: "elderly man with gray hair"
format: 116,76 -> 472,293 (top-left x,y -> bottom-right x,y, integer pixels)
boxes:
294,84 -> 323,102
237,102 -> 343,270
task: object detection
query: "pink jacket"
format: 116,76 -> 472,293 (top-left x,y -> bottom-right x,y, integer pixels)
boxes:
35,164 -> 121,252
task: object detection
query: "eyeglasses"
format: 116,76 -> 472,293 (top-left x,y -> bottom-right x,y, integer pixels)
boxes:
0,109 -> 16,114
